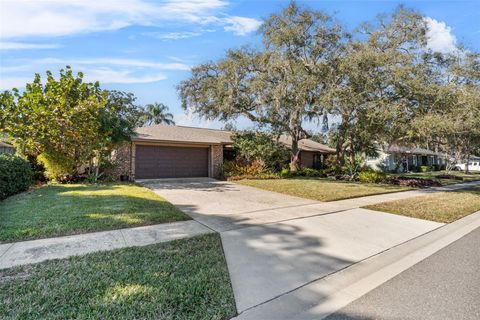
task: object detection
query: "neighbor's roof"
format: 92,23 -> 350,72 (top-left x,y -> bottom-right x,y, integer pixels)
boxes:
133,124 -> 335,153
277,135 -> 336,153
386,144 -> 439,156
0,141 -> 14,148
134,124 -> 233,145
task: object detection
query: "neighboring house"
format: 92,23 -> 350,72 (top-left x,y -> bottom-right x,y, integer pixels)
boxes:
0,142 -> 15,154
276,136 -> 335,169
115,124 -> 335,180
366,144 -> 448,172
454,156 -> 480,172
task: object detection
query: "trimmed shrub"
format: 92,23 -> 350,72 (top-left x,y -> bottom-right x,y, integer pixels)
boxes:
223,159 -> 267,178
299,167 -> 324,177
0,153 -> 32,200
280,167 -> 325,178
359,170 -> 386,184
419,165 -> 431,172
280,168 -> 291,178
26,155 -> 47,182
37,152 -> 76,182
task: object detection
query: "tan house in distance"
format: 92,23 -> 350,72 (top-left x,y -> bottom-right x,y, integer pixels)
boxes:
0,141 -> 15,154
114,124 -> 335,180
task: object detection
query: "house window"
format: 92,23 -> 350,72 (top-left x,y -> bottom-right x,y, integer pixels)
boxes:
313,154 -> 323,169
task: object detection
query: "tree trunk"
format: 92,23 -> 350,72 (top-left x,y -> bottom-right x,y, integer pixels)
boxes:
465,154 -> 470,174
290,137 -> 300,172
336,132 -> 345,167
349,140 -> 355,165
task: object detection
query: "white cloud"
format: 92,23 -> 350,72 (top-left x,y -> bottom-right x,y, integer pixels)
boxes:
174,110 -> 224,129
424,17 -> 458,54
143,31 -> 203,40
0,42 -> 60,50
83,68 -> 166,84
0,0 -> 260,39
0,57 -> 187,89
35,58 -> 190,71
0,76 -> 33,89
222,16 -> 262,36
0,68 -> 167,89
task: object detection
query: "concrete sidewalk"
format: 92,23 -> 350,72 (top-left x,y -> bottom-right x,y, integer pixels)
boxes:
0,220 -> 211,269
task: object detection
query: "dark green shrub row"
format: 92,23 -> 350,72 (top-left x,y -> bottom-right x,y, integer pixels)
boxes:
0,153 -> 32,200
280,167 -> 326,178
409,164 -> 446,172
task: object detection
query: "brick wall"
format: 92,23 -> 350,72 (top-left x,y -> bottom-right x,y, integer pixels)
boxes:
210,145 -> 223,178
105,142 -> 132,181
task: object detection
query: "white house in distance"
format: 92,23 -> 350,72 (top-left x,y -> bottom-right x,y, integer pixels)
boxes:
455,156 -> 480,172
366,144 -> 448,172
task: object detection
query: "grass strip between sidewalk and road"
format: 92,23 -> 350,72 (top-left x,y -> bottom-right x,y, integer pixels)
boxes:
0,233 -> 236,320
364,186 -> 480,223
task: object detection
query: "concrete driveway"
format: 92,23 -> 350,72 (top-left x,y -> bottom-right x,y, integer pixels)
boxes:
141,178 -> 318,232
142,178 -> 443,315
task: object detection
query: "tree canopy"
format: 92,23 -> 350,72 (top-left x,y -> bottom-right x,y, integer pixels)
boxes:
0,67 -> 140,181
179,1 -> 479,172
178,1 -> 344,170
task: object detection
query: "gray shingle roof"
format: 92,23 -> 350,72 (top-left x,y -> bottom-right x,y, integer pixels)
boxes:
386,144 -> 439,156
0,141 -> 14,148
134,124 -> 233,144
133,124 -> 335,153
277,135 -> 336,153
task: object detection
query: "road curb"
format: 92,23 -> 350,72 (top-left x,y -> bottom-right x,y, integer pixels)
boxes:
235,210 -> 480,320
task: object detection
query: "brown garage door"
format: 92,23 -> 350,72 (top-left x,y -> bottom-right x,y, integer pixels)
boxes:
135,145 -> 209,179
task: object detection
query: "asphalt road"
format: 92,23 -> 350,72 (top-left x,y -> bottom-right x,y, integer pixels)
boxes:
326,227 -> 480,320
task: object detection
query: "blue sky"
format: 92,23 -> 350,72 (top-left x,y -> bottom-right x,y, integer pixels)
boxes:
0,0 -> 479,129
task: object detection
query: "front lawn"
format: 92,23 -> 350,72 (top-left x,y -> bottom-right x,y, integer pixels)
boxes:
0,234 -> 236,320
0,183 -> 189,243
364,186 -> 480,223
235,178 -> 409,202
390,170 -> 480,186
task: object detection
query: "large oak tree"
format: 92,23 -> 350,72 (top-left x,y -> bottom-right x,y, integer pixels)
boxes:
178,1 -> 345,170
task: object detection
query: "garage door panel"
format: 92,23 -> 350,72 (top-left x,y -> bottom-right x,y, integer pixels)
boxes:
135,145 -> 208,179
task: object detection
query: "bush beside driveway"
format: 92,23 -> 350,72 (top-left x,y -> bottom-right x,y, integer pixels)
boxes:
0,183 -> 190,243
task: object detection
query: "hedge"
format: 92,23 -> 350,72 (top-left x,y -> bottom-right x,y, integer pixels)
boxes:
0,153 -> 32,200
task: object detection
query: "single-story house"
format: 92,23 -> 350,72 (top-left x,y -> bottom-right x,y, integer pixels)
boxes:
0,141 -> 15,154
366,144 -> 448,172
114,124 -> 335,180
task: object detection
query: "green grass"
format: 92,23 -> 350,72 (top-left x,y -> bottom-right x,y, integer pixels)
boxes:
0,183 -> 190,243
364,186 -> 480,223
390,170 -> 480,186
0,234 -> 236,320
235,178 -> 410,202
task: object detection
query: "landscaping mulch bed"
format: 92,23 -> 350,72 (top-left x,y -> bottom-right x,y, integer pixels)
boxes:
389,176 -> 442,188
